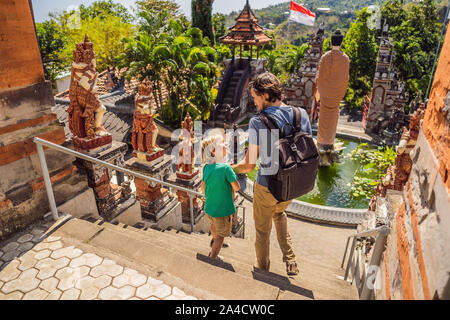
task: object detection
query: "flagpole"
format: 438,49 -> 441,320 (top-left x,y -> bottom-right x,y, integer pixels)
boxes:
285,18 -> 292,51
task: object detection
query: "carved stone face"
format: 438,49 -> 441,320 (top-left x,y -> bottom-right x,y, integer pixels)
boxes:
138,78 -> 152,96
73,45 -> 84,63
83,48 -> 95,64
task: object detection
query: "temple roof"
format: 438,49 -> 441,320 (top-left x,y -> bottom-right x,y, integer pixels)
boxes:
220,0 -> 272,46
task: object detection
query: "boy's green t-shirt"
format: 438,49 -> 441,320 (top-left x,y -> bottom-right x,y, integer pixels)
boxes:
202,163 -> 238,218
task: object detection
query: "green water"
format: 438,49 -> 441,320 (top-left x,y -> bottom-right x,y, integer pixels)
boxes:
248,138 -> 376,209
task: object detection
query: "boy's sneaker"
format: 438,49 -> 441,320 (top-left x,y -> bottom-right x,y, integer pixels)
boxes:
286,261 -> 299,276
210,239 -> 230,248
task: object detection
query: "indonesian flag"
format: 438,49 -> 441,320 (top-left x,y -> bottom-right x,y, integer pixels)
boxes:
289,1 -> 315,26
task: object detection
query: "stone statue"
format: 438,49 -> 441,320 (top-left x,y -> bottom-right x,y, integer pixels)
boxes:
373,104 -> 426,208
316,29 -> 349,165
132,77 -> 160,154
177,113 -> 195,174
67,34 -> 107,139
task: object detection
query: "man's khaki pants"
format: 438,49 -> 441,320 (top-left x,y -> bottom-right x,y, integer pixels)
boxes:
253,182 -> 296,270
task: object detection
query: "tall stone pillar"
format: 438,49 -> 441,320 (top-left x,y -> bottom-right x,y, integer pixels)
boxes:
0,0 -> 92,240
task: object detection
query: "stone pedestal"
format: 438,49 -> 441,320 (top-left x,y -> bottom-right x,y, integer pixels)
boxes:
74,140 -> 134,221
167,170 -> 204,224
73,134 -> 113,155
125,154 -> 176,222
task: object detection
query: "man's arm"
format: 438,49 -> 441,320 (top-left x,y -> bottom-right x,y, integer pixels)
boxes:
231,143 -> 259,174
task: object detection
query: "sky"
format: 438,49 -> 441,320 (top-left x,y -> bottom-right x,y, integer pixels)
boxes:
31,0 -> 289,22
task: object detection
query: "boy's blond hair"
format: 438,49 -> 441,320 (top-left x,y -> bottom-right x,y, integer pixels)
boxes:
201,135 -> 223,164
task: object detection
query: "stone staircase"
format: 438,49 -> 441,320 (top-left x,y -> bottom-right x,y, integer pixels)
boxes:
52,215 -> 359,300
222,69 -> 245,106
214,69 -> 246,123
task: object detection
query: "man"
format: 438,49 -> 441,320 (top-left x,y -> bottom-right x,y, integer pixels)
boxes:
232,72 -> 312,276
316,29 -> 350,152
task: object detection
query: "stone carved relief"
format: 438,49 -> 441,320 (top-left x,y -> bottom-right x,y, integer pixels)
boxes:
369,104 -> 426,208
67,35 -> 107,139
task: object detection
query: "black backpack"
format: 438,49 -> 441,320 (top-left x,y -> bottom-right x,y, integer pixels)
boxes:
258,107 -> 319,202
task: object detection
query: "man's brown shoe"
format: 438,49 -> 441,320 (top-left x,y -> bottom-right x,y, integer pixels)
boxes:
286,261 -> 299,276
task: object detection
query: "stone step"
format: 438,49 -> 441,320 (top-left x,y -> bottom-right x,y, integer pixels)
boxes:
57,217 -> 281,299
144,230 -> 356,299
86,218 -> 356,299
161,228 -> 343,273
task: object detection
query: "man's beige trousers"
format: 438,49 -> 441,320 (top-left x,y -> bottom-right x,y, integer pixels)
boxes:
253,182 -> 296,270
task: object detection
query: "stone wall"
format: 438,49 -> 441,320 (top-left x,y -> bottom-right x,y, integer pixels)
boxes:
0,0 -> 45,89
0,1 -> 89,240
374,29 -> 450,300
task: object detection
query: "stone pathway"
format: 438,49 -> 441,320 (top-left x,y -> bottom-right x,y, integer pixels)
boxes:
0,221 -> 197,300
242,200 -> 357,270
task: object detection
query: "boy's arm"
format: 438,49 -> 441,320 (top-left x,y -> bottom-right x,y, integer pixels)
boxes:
200,181 -> 205,194
231,180 -> 240,192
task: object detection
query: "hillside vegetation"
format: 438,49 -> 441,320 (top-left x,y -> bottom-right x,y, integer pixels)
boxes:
224,1 -> 388,46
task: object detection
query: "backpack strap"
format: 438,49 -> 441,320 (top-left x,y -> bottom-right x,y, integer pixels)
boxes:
258,112 -> 279,131
292,107 -> 302,132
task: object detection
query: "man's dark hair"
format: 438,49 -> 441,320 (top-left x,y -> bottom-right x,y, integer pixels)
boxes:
248,72 -> 282,103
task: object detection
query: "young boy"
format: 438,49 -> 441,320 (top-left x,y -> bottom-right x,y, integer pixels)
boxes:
201,135 -> 240,259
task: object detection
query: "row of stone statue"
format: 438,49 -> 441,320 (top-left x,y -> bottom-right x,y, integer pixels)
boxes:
66,34 -> 195,172
65,35 -> 200,223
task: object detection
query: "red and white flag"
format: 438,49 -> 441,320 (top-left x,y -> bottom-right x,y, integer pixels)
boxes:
289,1 -> 315,26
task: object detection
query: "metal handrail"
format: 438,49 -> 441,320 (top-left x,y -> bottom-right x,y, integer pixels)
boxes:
34,137 -> 203,232
34,137 -> 247,237
341,225 -> 390,300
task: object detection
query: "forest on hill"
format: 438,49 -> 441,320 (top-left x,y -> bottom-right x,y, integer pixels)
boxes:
222,0 -> 447,46
223,0 -> 385,46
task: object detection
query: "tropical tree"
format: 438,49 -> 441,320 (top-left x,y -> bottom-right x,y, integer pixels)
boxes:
135,0 -> 180,16
341,8 -> 378,112
120,9 -> 220,127
119,9 -> 173,110
381,0 -> 442,98
36,20 -> 69,84
259,42 -> 308,84
212,13 -> 227,43
191,0 -> 215,45
78,0 -> 133,23
58,13 -> 136,72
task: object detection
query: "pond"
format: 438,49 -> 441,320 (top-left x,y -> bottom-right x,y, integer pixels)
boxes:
247,137 -> 378,209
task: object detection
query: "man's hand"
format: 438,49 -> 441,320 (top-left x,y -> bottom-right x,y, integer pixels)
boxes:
232,143 -> 259,174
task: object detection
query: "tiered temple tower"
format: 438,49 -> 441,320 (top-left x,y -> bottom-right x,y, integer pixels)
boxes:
211,0 -> 272,126
285,26 -> 325,116
364,24 -> 409,143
